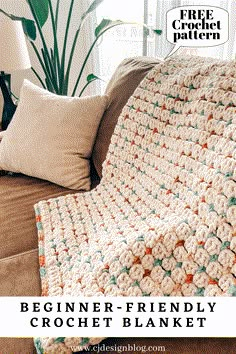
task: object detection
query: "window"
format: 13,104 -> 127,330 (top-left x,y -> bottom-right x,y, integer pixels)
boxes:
96,0 -> 236,90
96,0 -> 158,88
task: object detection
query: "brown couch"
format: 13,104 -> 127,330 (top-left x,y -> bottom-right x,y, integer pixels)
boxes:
0,57 -> 235,354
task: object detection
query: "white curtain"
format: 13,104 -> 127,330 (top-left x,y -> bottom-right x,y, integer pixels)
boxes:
96,0 -> 146,91
94,0 -> 236,92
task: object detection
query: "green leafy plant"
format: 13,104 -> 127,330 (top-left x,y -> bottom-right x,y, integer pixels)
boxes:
0,0 -> 162,96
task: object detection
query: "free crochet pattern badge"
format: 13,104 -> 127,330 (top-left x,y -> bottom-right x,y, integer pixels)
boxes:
165,5 -> 229,58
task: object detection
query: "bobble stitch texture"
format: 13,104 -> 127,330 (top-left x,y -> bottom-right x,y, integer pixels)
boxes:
34,56 -> 236,353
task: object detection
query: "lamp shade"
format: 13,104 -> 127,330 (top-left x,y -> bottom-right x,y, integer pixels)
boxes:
0,14 -> 31,73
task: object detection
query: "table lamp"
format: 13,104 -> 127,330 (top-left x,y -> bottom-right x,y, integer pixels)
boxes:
0,14 -> 31,130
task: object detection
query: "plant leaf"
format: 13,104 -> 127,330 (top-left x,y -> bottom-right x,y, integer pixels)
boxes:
95,19 -> 123,37
153,29 -> 162,35
87,73 -> 101,82
55,0 -> 61,31
81,0 -> 104,22
27,0 -> 49,27
95,20 -> 162,39
21,18 -> 37,40
79,74 -> 102,97
0,10 -> 36,40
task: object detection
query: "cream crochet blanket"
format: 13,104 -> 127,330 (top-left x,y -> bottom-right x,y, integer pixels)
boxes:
34,56 -> 236,353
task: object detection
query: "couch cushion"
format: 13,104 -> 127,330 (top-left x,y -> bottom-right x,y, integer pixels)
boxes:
0,338 -> 36,354
0,80 -> 108,190
0,248 -> 39,352
0,173 -> 100,260
0,249 -> 41,296
92,56 -> 160,177
0,174 -> 71,259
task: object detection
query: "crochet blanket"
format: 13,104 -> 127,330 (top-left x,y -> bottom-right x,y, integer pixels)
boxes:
34,56 -> 236,353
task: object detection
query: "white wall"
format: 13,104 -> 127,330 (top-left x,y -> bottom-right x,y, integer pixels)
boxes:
0,0 -> 97,120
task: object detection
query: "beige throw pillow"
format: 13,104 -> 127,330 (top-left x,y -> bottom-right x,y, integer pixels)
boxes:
0,80 -> 108,190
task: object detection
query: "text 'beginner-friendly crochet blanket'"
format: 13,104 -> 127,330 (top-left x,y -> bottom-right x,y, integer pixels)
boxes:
34,56 -> 236,353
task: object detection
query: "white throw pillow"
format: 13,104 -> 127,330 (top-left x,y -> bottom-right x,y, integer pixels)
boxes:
0,80 -> 108,190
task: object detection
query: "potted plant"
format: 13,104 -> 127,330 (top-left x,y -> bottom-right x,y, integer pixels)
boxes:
0,0 -> 161,96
